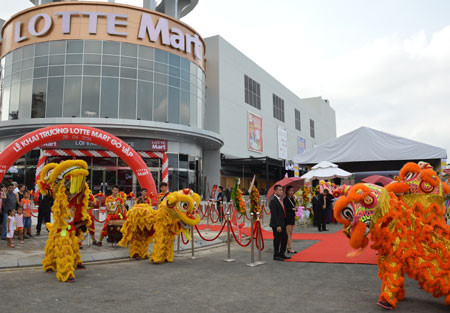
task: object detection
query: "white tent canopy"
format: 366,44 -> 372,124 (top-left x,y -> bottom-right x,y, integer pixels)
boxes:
294,127 -> 447,164
301,161 -> 352,181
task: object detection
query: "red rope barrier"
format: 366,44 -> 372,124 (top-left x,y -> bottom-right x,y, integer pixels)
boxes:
194,221 -> 226,242
180,232 -> 189,244
262,204 -> 271,215
229,221 -> 255,247
209,204 -> 220,223
30,211 -> 39,218
255,221 -> 265,251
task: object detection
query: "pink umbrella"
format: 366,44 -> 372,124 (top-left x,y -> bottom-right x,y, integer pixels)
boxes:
266,175 -> 304,199
361,175 -> 393,186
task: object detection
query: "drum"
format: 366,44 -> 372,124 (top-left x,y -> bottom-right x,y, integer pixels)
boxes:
106,220 -> 125,243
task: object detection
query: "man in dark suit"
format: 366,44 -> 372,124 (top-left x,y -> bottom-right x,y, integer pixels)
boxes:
312,191 -> 321,227
269,185 -> 290,261
318,189 -> 332,231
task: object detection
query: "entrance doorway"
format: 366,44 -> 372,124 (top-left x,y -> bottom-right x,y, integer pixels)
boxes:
91,167 -> 117,194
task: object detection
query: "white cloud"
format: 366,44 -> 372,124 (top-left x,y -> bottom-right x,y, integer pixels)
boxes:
298,26 -> 450,159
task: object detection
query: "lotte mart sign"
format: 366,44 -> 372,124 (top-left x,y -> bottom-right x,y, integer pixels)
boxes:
1,2 -> 205,70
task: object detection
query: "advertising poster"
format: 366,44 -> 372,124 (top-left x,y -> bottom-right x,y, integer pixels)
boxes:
248,112 -> 263,153
298,136 -> 306,155
278,127 -> 288,159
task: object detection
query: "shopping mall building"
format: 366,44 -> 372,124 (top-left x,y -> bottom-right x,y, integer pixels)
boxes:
0,0 -> 336,195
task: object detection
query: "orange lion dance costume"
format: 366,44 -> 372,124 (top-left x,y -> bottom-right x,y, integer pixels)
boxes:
334,162 -> 450,310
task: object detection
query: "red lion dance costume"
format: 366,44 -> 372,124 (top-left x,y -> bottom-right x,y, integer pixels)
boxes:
333,162 -> 450,310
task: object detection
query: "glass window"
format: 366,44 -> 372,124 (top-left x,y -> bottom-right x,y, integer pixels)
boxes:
13,48 -> 23,63
31,78 -> 46,118
168,170 -> 179,191
138,69 -> 153,81
65,65 -> 82,75
23,45 -> 34,59
168,87 -> 179,124
49,41 -> 66,55
167,153 -> 178,168
180,79 -> 189,91
119,79 -> 136,119
169,65 -> 180,77
3,75 -> 11,87
4,65 -> 12,77
35,42 -> 49,56
84,54 -> 101,64
273,93 -> 285,122
138,46 -> 153,60
102,55 -> 119,66
5,53 -> 13,66
244,75 -> 261,110
9,83 -> 20,120
19,79 -> 32,119
120,67 -> 137,79
21,69 -> 33,81
1,85 -> 10,120
180,90 -> 189,126
82,76 -> 100,117
34,56 -> 48,67
83,65 -> 101,76
180,70 -> 189,81
310,119 -> 315,138
190,93 -> 197,128
49,55 -> 65,66
138,59 -> 153,70
103,41 -> 120,55
295,109 -> 301,131
66,54 -> 83,64
84,41 -> 101,54
155,62 -> 168,74
137,80 -> 153,121
102,66 -> 120,77
63,76 -> 81,117
121,43 -> 137,57
33,67 -> 48,78
180,58 -> 190,72
155,49 -> 168,63
46,77 -> 63,117
67,40 -> 83,53
100,77 -> 118,118
168,53 -> 180,67
120,56 -> 137,68
154,73 -> 168,84
12,71 -> 21,84
154,83 -> 168,122
48,66 -> 64,77
22,58 -> 34,70
168,76 -> 180,88
179,171 -> 188,189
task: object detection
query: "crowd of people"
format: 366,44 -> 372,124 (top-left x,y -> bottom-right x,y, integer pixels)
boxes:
0,180 -> 171,249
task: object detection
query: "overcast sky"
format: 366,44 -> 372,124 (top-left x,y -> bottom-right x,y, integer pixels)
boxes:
3,0 -> 450,158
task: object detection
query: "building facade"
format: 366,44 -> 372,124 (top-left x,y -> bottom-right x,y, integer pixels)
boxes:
204,36 -> 336,190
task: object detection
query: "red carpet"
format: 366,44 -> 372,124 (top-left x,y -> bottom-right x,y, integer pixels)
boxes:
196,224 -> 377,265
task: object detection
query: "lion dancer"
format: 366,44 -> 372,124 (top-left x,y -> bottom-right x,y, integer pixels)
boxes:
40,160 -> 92,282
97,185 -> 127,247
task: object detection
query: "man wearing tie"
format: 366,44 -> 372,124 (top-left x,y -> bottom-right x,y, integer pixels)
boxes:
269,185 -> 290,261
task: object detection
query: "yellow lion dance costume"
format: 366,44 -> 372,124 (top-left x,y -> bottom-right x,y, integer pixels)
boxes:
334,162 -> 450,310
38,160 -> 92,282
119,189 -> 201,263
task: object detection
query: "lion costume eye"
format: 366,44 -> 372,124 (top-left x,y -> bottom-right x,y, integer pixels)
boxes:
341,207 -> 354,221
405,172 -> 414,180
180,202 -> 189,211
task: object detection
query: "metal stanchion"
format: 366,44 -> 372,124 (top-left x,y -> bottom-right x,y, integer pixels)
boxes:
224,209 -> 235,262
205,202 -> 210,230
175,234 -> 181,257
255,211 -> 266,265
247,212 -> 257,267
190,226 -> 197,259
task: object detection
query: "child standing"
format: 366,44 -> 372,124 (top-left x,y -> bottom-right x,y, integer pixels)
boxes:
15,207 -> 24,244
21,191 -> 33,238
7,209 -> 16,248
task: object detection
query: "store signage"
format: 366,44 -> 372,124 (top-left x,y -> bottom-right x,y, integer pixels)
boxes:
297,136 -> 306,155
13,11 -> 202,60
248,112 -> 263,153
1,2 -> 205,69
278,127 -> 288,160
41,138 -> 167,152
149,140 -> 168,152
